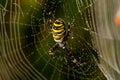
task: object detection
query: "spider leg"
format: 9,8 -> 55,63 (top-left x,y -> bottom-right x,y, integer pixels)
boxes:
63,24 -> 71,42
49,43 -> 59,56
65,42 -> 80,67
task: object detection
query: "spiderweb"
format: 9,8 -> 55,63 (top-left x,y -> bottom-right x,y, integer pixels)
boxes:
93,0 -> 120,80
0,0 -> 107,80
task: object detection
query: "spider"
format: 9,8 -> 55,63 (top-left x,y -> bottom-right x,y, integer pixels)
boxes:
49,18 -> 80,67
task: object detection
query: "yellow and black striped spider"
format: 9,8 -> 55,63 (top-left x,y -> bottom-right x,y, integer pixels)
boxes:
49,18 -> 80,67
